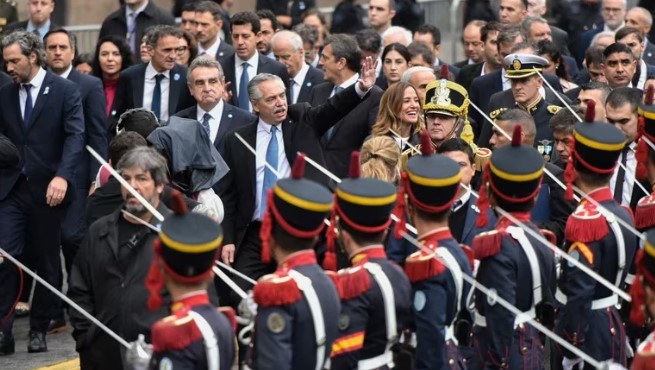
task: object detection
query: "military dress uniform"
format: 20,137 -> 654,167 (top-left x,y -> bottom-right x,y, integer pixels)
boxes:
144,191 -> 236,370
250,154 -> 341,370
500,54 -> 563,162
629,230 -> 655,370
393,133 -> 474,370
555,107 -> 638,368
326,151 -> 412,370
470,125 -> 557,370
635,94 -> 655,233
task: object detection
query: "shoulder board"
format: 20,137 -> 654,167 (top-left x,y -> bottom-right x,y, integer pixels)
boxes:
460,244 -> 475,270
151,314 -> 202,352
637,333 -> 655,355
490,108 -> 508,120
219,306 -> 237,332
472,230 -> 503,260
336,266 -> 371,300
547,105 -> 562,114
253,274 -> 302,308
325,270 -> 340,288
564,203 -> 609,243
636,194 -> 655,230
404,251 -> 446,283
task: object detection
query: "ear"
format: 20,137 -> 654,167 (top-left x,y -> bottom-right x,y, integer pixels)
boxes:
251,99 -> 260,113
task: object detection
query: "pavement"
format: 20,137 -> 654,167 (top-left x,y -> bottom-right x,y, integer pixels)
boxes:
1,315 -> 79,370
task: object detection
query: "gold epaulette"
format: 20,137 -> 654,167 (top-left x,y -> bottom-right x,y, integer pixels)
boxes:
490,108 -> 508,120
564,203 -> 609,243
547,105 -> 562,115
253,274 -> 301,307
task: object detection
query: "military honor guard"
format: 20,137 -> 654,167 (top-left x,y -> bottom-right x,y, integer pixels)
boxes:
471,125 -> 557,369
635,86 -> 655,233
326,151 -> 412,370
393,131 -> 474,370
143,190 -> 236,370
629,230 -> 655,370
555,102 -> 638,368
249,154 -> 341,370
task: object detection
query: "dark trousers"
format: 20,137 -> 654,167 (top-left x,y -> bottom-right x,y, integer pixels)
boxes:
0,176 -> 67,335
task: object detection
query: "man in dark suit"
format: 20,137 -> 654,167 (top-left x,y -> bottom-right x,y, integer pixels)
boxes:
454,20 -> 487,68
217,61 -> 377,289
3,0 -> 57,39
413,24 -> 460,78
219,11 -> 289,112
0,31 -> 84,355
99,0 -> 175,55
44,28 -> 107,331
194,1 -> 234,60
456,21 -> 502,90
626,6 -> 655,66
615,27 -> 655,90
0,132 -> 19,168
522,16 -> 578,76
174,57 -> 254,156
575,0 -> 626,65
271,30 -> 323,104
309,34 -> 384,179
113,26 -> 195,124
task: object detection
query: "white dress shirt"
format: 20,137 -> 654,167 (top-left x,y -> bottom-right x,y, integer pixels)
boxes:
452,190 -> 471,213
290,63 -> 310,104
26,20 -> 51,40
254,119 -> 291,220
20,68 -> 46,120
333,73 -> 359,96
143,62 -> 171,121
637,59 -> 648,90
235,53 -> 259,112
59,65 -> 73,79
198,37 -> 222,58
197,100 -> 225,143
610,141 -> 636,206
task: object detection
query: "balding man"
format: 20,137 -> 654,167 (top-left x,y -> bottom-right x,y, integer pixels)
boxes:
524,0 -> 572,57
368,0 -> 395,34
576,0 -> 627,65
271,30 -> 324,104
626,6 -> 655,65
381,25 -> 412,47
522,16 -> 578,77
455,20 -> 486,67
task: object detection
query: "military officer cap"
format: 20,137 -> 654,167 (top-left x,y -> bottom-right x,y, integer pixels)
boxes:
423,65 -> 469,118
476,124 -> 545,227
325,151 -> 397,269
393,130 -> 462,237
146,190 -> 223,310
260,153 -> 333,264
503,53 -> 548,79
629,229 -> 655,326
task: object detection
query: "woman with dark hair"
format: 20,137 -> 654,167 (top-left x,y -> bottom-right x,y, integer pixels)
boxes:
177,29 -> 198,67
378,43 -> 412,89
536,39 -> 578,93
92,35 -> 134,117
73,52 -> 94,75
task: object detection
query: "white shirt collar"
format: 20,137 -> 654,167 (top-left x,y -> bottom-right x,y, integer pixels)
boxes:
452,190 -> 471,212
125,0 -> 149,17
198,37 -> 221,57
27,19 -> 50,38
197,99 -> 224,122
257,119 -> 282,133
236,52 -> 259,68
603,22 -> 625,33
337,72 -> 359,89
59,65 -> 74,79
28,68 -> 47,89
293,63 -> 310,85
145,61 -> 171,79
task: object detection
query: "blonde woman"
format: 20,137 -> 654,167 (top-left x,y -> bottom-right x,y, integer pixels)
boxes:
371,81 -> 425,153
360,136 -> 402,185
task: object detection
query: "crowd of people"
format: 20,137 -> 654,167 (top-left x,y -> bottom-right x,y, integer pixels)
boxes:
1,0 -> 655,369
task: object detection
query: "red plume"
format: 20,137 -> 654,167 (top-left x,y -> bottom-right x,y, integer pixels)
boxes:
584,101 -> 595,122
145,240 -> 166,311
475,166 -> 491,227
511,124 -> 522,147
170,189 -> 188,215
636,139 -> 649,180
291,152 -> 306,179
564,138 -> 576,200
324,194 -> 338,271
439,64 -> 449,80
420,129 -> 433,156
259,190 -> 274,263
392,173 -> 409,238
349,151 -> 361,179
646,85 -> 654,105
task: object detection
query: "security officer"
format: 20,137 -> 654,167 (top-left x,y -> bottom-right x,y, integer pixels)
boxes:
0,0 -> 16,34
470,124 -> 557,370
249,154 -> 340,370
326,151 -> 412,370
403,65 -> 490,172
394,131 -> 474,370
491,53 -> 563,161
555,102 -> 638,368
629,230 -> 655,370
142,190 -> 235,370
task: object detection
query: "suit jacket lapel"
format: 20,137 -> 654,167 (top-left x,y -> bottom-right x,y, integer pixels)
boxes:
216,104 -> 232,146
168,65 -> 182,113
28,73 -> 52,129
226,56 -> 238,105
135,65 -> 146,108
282,119 -> 294,165
11,84 -> 24,132
461,199 -> 479,244
244,123 -> 257,197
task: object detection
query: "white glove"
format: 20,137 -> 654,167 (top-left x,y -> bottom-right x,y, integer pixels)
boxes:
125,334 -> 153,370
238,290 -> 258,321
562,357 -> 584,370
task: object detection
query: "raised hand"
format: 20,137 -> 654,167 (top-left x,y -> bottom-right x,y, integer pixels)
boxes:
357,56 -> 378,92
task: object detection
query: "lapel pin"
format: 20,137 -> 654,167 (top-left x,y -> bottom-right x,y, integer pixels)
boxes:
173,73 -> 180,81
219,52 -> 224,57
43,86 -> 49,95
306,82 -> 312,87
228,113 -> 233,118
111,110 -> 116,116
472,204 -> 480,213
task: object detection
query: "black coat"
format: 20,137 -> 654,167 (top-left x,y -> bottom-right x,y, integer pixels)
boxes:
295,65 -> 324,104
2,20 -> 59,36
456,61 -> 484,91
99,2 -> 175,54
0,132 -> 18,168
330,1 -> 365,34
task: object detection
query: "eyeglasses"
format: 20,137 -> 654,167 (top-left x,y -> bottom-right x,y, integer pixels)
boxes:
159,46 -> 188,55
603,7 -> 623,13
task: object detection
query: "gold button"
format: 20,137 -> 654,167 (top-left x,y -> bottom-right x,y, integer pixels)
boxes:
448,359 -> 455,365
610,327 -> 616,336
521,347 -> 528,355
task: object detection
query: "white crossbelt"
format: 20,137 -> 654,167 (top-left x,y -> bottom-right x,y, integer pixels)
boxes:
288,269 -> 327,370
435,247 -> 464,344
475,227 -> 543,330
358,263 -> 397,370
555,213 -> 626,310
187,310 -> 220,370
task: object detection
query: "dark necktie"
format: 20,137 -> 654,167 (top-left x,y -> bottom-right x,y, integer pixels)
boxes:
23,83 -> 33,127
238,62 -> 250,110
326,86 -> 345,139
261,125 -> 279,218
201,112 -> 211,140
614,146 -> 629,203
152,74 -> 164,120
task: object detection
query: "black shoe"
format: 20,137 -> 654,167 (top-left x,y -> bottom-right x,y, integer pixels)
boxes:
47,317 -> 67,334
27,331 -> 47,353
0,332 -> 14,356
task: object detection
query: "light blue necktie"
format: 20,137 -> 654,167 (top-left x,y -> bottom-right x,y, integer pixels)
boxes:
201,113 -> 211,139
326,86 -> 345,139
260,125 -> 278,218
238,62 -> 250,110
127,12 -> 137,53
152,74 -> 164,120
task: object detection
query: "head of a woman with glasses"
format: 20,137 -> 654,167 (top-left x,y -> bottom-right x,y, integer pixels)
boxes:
177,29 -> 198,67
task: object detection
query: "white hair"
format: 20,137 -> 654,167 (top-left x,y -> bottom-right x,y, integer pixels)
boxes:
270,30 -> 304,52
382,26 -> 412,46
591,31 -> 616,46
401,66 -> 436,83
